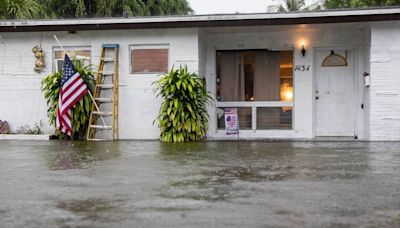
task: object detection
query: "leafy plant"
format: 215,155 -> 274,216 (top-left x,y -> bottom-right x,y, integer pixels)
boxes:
278,0 -> 323,12
36,0 -> 192,19
0,0 -> 41,19
41,60 -> 95,139
0,0 -> 193,19
153,66 -> 212,142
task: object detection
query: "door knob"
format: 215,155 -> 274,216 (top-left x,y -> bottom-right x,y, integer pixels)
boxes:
316,96 -> 319,100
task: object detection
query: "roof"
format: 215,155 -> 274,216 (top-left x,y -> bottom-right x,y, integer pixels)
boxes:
1,7 -> 400,32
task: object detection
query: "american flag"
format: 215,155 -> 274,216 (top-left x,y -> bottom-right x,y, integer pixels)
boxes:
56,54 -> 88,136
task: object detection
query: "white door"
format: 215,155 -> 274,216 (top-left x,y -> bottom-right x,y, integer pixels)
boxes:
315,49 -> 356,136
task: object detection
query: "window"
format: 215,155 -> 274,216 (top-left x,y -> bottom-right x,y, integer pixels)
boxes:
130,45 -> 169,74
53,47 -> 91,72
216,50 -> 294,130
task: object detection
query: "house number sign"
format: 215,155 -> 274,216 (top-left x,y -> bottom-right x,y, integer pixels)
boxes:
295,65 -> 311,72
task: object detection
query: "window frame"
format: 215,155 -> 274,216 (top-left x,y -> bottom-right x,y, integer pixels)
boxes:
215,48 -> 295,131
52,46 -> 92,73
129,44 -> 170,75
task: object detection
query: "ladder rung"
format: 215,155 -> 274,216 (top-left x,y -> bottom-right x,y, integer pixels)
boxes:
92,111 -> 112,116
101,57 -> 114,62
100,71 -> 114,76
89,125 -> 112,130
95,98 -> 113,103
102,44 -> 119,48
96,84 -> 114,90
87,138 -> 111,142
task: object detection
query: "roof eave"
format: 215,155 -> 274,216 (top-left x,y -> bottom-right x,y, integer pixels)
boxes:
1,10 -> 400,32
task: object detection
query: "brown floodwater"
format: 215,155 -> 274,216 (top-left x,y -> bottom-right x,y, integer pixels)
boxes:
0,140 -> 399,227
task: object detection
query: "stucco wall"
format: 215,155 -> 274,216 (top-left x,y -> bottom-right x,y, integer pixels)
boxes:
203,24 -> 367,139
370,21 -> 400,141
0,28 -> 199,139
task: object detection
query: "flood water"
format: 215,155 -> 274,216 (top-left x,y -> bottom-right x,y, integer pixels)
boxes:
0,140 -> 400,227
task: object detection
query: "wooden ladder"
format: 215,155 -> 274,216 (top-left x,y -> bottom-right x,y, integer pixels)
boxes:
86,44 -> 119,141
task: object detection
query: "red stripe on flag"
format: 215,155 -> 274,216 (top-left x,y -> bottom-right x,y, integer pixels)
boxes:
66,111 -> 71,119
61,80 -> 86,104
61,117 -> 72,132
62,79 -> 86,102
61,87 -> 88,115
62,74 -> 81,93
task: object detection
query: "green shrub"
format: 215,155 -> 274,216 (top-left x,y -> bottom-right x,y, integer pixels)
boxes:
153,66 -> 212,142
41,60 -> 95,139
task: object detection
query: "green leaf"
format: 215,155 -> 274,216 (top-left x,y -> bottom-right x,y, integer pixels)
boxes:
85,98 -> 90,112
186,103 -> 193,113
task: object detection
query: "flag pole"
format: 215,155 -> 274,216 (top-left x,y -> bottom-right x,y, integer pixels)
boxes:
53,35 -> 111,139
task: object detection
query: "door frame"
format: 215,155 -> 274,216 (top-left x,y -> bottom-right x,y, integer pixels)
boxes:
312,46 -> 359,138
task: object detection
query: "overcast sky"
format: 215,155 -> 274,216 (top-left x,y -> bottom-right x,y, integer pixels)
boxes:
187,0 -> 278,14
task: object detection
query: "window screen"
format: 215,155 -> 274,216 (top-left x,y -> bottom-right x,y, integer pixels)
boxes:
216,50 -> 294,130
216,50 -> 293,102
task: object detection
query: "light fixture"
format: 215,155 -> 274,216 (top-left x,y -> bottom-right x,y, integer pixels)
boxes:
301,43 -> 306,57
280,82 -> 293,102
280,82 -> 293,112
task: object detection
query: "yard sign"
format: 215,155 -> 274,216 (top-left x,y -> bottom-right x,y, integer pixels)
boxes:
224,108 -> 239,135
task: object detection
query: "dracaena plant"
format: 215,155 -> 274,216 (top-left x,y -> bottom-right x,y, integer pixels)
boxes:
41,60 -> 95,139
153,66 -> 213,142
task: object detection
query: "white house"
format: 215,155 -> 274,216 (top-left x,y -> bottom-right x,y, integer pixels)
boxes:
1,8 -> 400,141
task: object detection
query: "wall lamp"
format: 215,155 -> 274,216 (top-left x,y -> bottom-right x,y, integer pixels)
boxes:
301,43 -> 306,57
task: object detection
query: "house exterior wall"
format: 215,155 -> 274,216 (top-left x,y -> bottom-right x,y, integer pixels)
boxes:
4,22 -> 399,141
203,24 -> 368,140
370,21 -> 400,141
0,28 -> 199,139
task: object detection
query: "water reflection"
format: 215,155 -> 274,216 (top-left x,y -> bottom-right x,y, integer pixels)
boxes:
48,141 -> 121,170
56,198 -> 119,222
158,141 -> 371,202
